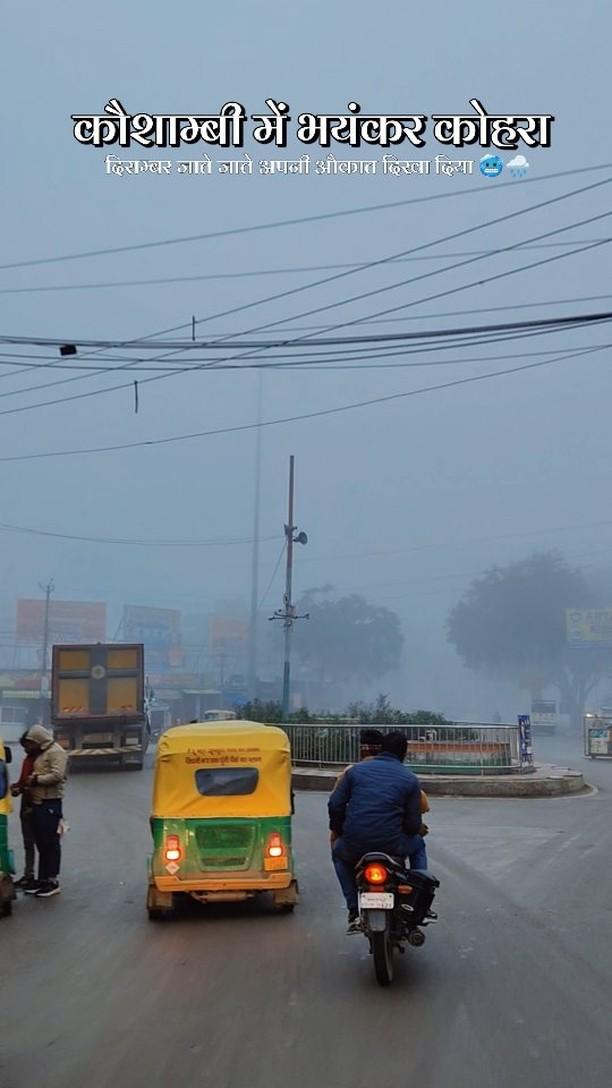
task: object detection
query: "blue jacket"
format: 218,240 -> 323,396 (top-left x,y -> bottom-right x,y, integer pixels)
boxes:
328,752 -> 422,855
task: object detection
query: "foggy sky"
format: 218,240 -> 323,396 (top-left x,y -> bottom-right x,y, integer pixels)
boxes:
2,2 -> 611,717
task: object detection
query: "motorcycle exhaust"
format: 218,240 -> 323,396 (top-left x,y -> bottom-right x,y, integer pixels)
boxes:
407,928 -> 426,947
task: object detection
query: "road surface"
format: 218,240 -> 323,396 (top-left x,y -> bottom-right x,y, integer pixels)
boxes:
2,735 -> 612,1088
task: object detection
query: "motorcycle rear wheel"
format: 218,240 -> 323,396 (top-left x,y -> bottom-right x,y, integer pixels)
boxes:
371,930 -> 394,986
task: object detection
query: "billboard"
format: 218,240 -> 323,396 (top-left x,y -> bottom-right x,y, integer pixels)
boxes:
16,600 -> 106,644
209,616 -> 249,653
566,609 -> 612,646
122,606 -> 183,669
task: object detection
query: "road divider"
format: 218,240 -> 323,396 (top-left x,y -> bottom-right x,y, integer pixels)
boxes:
292,763 -> 587,798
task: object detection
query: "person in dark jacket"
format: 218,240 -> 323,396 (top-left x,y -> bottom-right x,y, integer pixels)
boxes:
328,731 -> 428,933
22,724 -> 68,898
10,732 -> 37,891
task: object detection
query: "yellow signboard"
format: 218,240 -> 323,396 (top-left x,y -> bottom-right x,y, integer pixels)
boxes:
208,616 -> 249,653
566,609 -> 612,645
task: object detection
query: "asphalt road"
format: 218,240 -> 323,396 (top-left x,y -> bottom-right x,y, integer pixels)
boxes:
2,734 -> 612,1088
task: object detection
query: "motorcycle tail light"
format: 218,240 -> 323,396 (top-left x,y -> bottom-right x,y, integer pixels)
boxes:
397,884 -> 414,895
364,863 -> 388,885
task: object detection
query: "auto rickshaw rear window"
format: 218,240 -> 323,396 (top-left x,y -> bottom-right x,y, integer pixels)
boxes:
195,768 -> 259,796
0,761 -> 7,800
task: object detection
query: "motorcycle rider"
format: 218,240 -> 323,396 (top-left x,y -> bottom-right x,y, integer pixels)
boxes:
331,729 -> 431,847
329,731 -> 428,934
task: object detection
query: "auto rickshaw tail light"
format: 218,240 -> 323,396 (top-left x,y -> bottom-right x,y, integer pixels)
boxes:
364,863 -> 388,885
165,834 -> 182,862
266,832 -> 285,858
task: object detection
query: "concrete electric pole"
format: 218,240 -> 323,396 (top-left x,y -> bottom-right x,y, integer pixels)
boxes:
270,456 -> 308,723
39,578 -> 55,722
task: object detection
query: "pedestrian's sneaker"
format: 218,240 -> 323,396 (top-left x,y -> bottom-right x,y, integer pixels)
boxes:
14,876 -> 38,892
346,911 -> 361,935
34,881 -> 61,898
23,881 -> 43,895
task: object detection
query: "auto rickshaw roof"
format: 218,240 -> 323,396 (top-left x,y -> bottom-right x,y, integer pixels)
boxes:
152,720 -> 291,819
158,720 -> 289,755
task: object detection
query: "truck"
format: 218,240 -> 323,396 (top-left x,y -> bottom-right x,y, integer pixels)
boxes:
51,643 -> 151,770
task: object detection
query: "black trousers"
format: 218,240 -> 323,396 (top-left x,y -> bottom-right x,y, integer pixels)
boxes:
20,803 -> 36,879
32,799 -> 63,882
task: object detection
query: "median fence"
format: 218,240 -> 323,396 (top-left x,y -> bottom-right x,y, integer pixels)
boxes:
283,722 -> 525,776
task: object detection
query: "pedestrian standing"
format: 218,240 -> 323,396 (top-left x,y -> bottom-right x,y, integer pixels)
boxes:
9,732 -> 37,891
21,724 -> 68,899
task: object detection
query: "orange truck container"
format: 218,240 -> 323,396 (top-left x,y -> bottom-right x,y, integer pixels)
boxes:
51,643 -> 150,770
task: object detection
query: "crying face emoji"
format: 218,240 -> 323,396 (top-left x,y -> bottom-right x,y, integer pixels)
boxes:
480,154 -> 504,178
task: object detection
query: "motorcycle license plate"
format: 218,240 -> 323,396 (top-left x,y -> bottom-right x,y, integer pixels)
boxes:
359,892 -> 394,909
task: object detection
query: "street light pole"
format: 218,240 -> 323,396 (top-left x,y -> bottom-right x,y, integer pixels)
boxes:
247,370 -> 263,700
39,578 -> 55,723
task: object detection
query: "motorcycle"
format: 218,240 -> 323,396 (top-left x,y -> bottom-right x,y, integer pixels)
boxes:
355,852 -> 440,986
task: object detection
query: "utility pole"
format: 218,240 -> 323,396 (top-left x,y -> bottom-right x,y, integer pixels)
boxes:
270,456 -> 308,722
247,370 -> 263,700
39,578 -> 55,723
282,455 -> 295,721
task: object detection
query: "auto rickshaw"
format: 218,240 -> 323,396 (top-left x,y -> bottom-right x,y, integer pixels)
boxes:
147,720 -> 299,920
0,738 -> 16,917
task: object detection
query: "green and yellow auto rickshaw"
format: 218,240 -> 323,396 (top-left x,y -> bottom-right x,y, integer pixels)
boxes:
147,720 -> 299,920
0,738 -> 16,917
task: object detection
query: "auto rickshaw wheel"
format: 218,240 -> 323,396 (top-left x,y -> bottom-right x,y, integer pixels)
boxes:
147,906 -> 175,921
272,880 -> 299,913
147,883 -> 177,920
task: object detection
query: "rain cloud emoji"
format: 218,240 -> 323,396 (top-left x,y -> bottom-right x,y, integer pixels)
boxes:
508,154 -> 530,179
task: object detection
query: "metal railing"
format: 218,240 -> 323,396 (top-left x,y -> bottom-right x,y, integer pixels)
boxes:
284,722 -> 524,776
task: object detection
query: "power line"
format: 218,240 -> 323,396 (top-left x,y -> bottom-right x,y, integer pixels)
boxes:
6,175 -> 612,358
2,160 -> 610,274
0,335 -> 608,382
1,241 -> 610,295
1,342 -> 606,463
258,543 -> 287,609
300,517 -> 612,575
0,225 -> 610,418
0,320 -> 610,402
4,308 -> 610,353
344,293 -> 612,328
2,183 -> 611,416
0,522 -> 282,547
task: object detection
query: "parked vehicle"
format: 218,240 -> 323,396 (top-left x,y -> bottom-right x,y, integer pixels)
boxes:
51,643 -> 150,770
